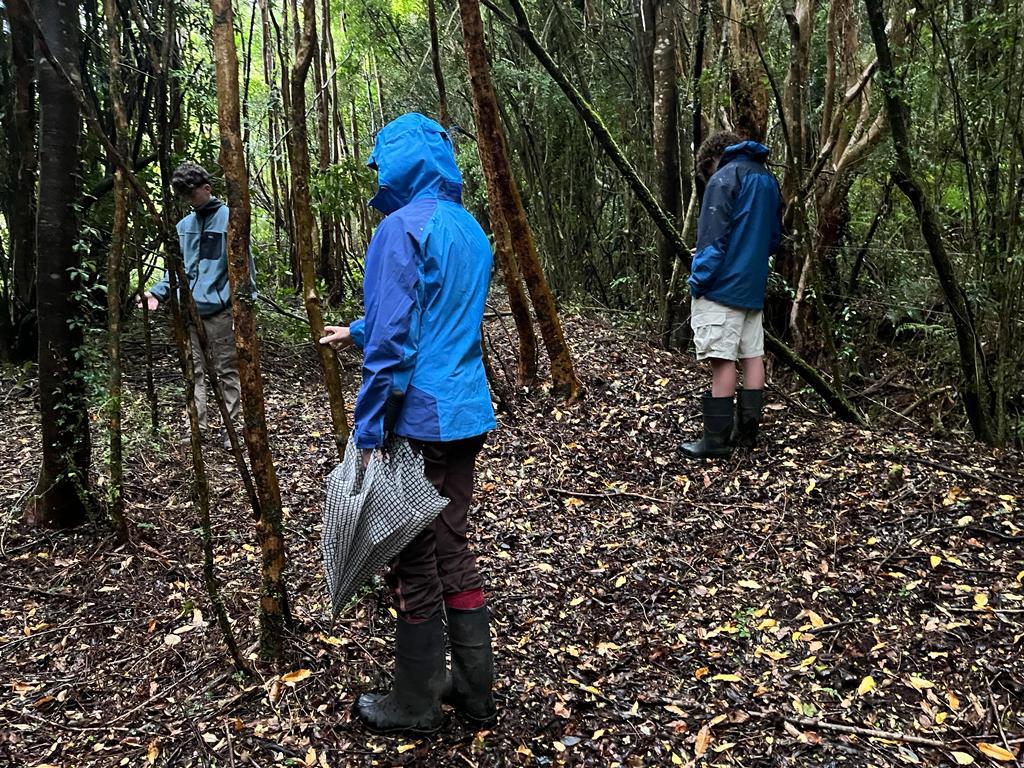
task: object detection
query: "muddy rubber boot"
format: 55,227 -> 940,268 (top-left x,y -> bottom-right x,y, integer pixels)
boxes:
680,393 -> 734,459
355,612 -> 446,735
731,388 -> 764,448
443,605 -> 496,726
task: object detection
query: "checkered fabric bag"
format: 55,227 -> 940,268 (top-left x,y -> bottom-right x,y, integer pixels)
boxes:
321,435 -> 449,616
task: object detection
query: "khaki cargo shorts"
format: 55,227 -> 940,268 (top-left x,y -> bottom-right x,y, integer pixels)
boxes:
691,296 -> 764,361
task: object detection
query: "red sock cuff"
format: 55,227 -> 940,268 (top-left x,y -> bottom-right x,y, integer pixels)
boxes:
444,589 -> 485,611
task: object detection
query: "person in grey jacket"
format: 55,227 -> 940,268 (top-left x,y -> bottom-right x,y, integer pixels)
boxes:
142,163 -> 243,450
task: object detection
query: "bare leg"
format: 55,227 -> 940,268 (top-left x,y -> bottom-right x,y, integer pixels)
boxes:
710,358 -> 737,397
740,355 -> 765,390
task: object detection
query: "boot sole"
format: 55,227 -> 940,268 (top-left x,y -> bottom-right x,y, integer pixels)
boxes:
352,700 -> 445,736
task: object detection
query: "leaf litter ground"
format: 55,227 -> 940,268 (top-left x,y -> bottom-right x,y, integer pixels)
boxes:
0,313 -> 1021,768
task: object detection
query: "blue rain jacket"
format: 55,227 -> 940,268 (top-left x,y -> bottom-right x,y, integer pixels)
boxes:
688,141 -> 783,310
150,198 -> 254,317
349,113 -> 495,449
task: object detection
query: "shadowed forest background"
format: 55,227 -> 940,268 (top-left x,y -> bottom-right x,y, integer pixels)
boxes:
0,0 -> 1022,765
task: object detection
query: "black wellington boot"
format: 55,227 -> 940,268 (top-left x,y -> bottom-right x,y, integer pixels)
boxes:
443,605 -> 497,726
680,393 -> 734,458
731,388 -> 764,448
355,612 -> 446,735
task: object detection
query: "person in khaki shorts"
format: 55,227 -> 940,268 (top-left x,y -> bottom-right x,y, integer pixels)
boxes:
141,163 -> 251,450
681,132 -> 782,458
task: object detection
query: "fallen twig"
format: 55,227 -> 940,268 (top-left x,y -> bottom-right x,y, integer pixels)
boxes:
751,709 -> 948,748
545,487 -> 672,505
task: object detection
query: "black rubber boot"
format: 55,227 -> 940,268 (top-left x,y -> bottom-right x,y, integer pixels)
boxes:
731,388 -> 764,448
355,612 -> 446,735
680,393 -> 734,458
443,605 -> 496,726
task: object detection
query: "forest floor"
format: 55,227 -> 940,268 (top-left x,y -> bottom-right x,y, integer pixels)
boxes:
1,310 -> 1022,768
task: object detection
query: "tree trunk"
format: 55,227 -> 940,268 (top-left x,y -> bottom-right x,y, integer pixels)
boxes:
210,0 -> 292,658
103,0 -> 130,542
652,0 -> 681,346
427,0 -> 451,129
286,0 -> 351,461
28,0 -> 92,528
725,0 -> 769,142
458,0 -> 578,398
864,0 -> 999,445
2,0 -> 39,364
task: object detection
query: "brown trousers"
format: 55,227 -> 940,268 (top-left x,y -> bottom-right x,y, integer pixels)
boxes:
188,308 -> 241,430
385,434 -> 487,619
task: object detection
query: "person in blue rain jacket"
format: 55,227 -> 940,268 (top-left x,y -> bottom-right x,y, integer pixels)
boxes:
680,133 -> 783,459
321,113 -> 497,734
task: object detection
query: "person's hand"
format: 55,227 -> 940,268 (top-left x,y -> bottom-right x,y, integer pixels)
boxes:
137,291 -> 159,312
320,325 -> 353,350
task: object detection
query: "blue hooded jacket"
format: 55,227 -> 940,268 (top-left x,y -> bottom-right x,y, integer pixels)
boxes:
149,197 -> 255,317
688,141 -> 783,310
349,113 -> 496,449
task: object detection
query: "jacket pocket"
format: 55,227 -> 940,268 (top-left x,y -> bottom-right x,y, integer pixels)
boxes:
199,231 -> 225,261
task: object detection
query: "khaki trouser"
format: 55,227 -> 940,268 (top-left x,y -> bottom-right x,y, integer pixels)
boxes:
188,309 -> 241,430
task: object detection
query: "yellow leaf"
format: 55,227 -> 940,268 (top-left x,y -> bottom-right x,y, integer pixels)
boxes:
974,593 -> 989,609
592,729 -> 605,739
805,479 -> 816,494
807,610 -> 825,629
930,555 -> 942,568
755,646 -> 789,662
694,667 -> 709,680
281,669 -> 312,685
713,742 -> 736,753
614,575 -> 627,588
1016,570 -> 1023,583
947,691 -> 961,710
908,675 -> 934,691
711,673 -> 742,683
867,536 -> 878,545
397,743 -> 416,754
695,725 -> 712,758
977,743 -> 1016,762
935,711 -> 948,725
951,752 -> 974,765
756,618 -> 777,630
857,675 -> 876,696
569,596 -> 585,606
147,739 -> 161,765
534,563 -> 554,573
664,704 -> 687,717
738,579 -> 762,590
672,753 -> 683,765
552,741 -> 565,753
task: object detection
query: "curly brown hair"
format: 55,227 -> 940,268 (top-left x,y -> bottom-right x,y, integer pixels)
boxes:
696,131 -> 742,181
170,163 -> 212,196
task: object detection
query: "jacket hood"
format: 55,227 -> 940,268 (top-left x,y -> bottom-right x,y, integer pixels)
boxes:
368,113 -> 462,214
721,140 -> 770,165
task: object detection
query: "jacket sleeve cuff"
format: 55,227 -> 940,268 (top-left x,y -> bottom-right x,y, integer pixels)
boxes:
349,317 -> 366,349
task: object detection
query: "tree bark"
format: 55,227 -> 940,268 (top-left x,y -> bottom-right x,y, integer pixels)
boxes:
211,0 -> 292,657
652,0 -> 681,346
725,0 -> 769,142
459,0 -> 578,398
103,0 -> 130,542
427,0 -> 451,129
864,0 -> 999,445
1,0 -> 39,364
28,0 -> 92,528
286,0 -> 352,461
